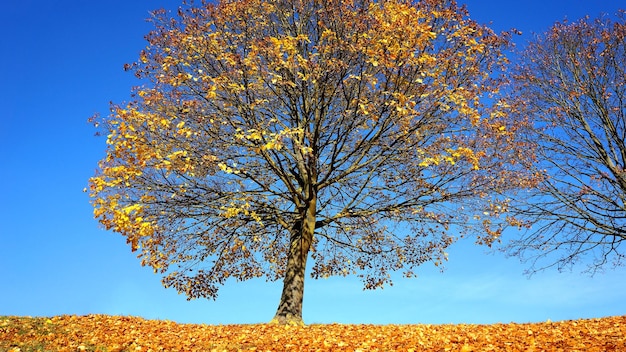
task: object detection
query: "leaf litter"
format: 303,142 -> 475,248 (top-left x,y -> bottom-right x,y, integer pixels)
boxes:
1,314 -> 624,351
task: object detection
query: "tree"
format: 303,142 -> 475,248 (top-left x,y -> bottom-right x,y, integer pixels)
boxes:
89,0 -> 536,324
505,12 -> 626,273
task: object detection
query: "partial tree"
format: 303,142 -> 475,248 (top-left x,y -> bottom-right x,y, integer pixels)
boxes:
505,12 -> 626,273
89,0 -> 536,324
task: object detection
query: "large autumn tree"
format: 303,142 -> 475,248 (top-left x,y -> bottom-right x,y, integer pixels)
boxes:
89,0 -> 536,324
504,12 -> 626,274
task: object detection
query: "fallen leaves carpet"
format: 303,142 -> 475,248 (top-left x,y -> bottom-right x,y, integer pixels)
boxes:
1,314 -> 624,351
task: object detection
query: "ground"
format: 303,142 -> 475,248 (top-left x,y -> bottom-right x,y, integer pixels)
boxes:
1,314 -> 624,351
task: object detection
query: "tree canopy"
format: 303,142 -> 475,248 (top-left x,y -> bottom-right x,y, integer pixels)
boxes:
505,11 -> 626,273
89,0 -> 537,324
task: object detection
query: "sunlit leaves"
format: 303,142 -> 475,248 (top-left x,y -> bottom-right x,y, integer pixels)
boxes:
2,315 -> 625,351
88,0 -> 537,307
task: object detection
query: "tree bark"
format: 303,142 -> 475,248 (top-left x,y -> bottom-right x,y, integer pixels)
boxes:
271,198 -> 316,325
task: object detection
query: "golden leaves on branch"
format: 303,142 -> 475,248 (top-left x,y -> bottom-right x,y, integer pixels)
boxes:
2,315 -> 625,351
87,0 -> 539,303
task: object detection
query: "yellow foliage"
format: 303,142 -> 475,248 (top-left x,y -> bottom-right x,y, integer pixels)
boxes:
87,0 -> 537,300
218,163 -> 234,174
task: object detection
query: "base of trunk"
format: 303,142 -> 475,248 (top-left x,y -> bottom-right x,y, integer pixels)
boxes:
269,314 -> 305,326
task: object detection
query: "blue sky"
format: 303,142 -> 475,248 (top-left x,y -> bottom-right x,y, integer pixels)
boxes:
1,0 -> 624,325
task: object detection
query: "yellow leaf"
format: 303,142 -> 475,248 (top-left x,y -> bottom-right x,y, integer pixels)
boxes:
460,344 -> 472,352
218,163 -> 233,173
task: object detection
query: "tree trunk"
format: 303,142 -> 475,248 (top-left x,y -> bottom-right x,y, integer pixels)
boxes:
271,198 -> 316,325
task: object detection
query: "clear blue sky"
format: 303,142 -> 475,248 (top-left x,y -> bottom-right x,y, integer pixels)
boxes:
1,0 -> 624,325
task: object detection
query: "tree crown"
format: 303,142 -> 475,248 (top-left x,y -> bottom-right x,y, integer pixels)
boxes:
89,0 -> 537,299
